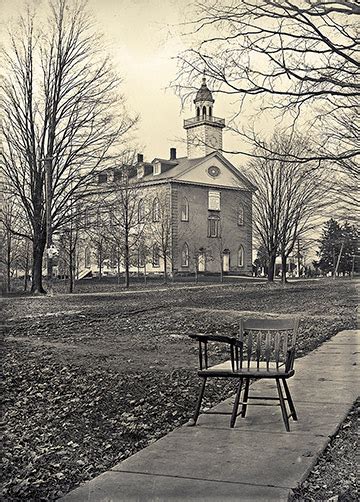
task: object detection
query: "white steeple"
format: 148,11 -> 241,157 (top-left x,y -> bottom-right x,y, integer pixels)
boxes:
183,75 -> 225,159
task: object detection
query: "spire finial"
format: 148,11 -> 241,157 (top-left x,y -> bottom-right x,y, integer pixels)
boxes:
202,68 -> 206,85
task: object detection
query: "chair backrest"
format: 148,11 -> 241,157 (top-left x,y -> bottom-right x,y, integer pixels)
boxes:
238,317 -> 299,372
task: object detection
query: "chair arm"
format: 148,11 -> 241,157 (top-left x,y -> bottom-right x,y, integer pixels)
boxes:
189,333 -> 237,345
189,333 -> 238,370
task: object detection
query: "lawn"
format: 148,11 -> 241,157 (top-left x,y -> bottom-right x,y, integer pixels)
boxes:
2,279 -> 358,500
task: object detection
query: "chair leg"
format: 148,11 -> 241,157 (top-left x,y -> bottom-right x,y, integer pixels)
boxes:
230,377 -> 243,428
282,378 -> 297,421
276,378 -> 290,432
192,377 -> 207,425
241,377 -> 250,418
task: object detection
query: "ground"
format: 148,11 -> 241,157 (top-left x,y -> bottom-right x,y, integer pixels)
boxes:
1,278 -> 358,500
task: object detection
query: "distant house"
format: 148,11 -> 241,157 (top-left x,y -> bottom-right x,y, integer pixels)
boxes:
77,77 -> 257,277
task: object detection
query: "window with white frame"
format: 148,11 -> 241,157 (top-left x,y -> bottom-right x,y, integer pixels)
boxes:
238,245 -> 244,267
181,243 -> 189,267
152,197 -> 160,222
181,196 -> 189,221
208,215 -> 220,238
153,161 -> 161,175
208,190 -> 221,211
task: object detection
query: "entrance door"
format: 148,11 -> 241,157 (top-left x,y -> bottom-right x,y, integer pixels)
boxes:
223,251 -> 230,272
198,252 -> 206,272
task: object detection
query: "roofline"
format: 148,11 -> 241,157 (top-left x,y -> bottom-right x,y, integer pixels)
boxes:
215,152 -> 257,192
170,151 -> 257,192
136,178 -> 253,192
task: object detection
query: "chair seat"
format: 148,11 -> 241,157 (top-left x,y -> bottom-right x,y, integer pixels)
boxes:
198,359 -> 294,379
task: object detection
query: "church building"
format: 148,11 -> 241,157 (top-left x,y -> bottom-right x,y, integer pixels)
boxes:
78,77 -> 256,278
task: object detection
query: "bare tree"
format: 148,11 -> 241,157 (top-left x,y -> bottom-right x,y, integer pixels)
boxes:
84,202 -> 112,280
106,162 -> 149,288
174,1 -> 359,169
0,0 -> 136,293
320,97 -> 359,220
248,134 -> 327,282
149,191 -> 173,283
0,196 -> 30,292
57,203 -> 82,293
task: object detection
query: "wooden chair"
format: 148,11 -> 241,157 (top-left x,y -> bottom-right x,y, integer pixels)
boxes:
189,317 -> 299,431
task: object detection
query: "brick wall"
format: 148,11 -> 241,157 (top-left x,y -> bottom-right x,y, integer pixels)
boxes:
172,183 -> 253,275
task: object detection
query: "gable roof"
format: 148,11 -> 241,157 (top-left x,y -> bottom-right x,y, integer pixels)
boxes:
138,151 -> 257,192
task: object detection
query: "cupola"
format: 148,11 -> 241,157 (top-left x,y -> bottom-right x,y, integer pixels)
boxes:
183,75 -> 225,159
194,75 -> 215,119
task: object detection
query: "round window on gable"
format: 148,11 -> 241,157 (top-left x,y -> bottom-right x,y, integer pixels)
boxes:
207,166 -> 220,178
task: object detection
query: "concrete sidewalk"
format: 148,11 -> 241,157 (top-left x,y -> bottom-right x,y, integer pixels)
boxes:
61,330 -> 359,502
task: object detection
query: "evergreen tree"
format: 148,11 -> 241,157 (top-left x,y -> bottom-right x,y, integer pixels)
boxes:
318,219 -> 358,275
254,244 -> 269,276
338,222 -> 359,275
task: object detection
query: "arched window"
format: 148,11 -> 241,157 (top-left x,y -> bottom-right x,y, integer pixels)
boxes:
138,199 -> 145,223
238,206 -> 244,226
209,106 -> 212,117
152,197 -> 160,222
198,248 -> 206,272
238,245 -> 244,267
196,107 -> 200,118
152,244 -> 160,267
180,196 -> 189,222
181,243 -> 189,267
85,247 -> 91,268
202,106 -> 206,116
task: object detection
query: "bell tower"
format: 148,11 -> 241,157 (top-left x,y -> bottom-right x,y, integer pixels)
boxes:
183,75 -> 225,159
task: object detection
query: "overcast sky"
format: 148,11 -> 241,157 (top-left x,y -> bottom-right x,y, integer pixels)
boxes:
2,0 -> 242,162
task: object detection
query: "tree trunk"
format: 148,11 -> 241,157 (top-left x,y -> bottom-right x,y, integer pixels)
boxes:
24,243 -> 30,292
268,253 -> 276,282
124,241 -> 130,289
31,236 -> 46,293
7,237 -> 11,293
163,254 -> 168,283
98,245 -> 102,279
281,253 -> 287,284
143,263 -> 147,284
69,245 -> 75,293
117,254 -> 121,285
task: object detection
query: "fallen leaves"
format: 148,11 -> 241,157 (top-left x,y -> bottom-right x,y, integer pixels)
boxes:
1,280 -> 358,500
290,400 -> 359,502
